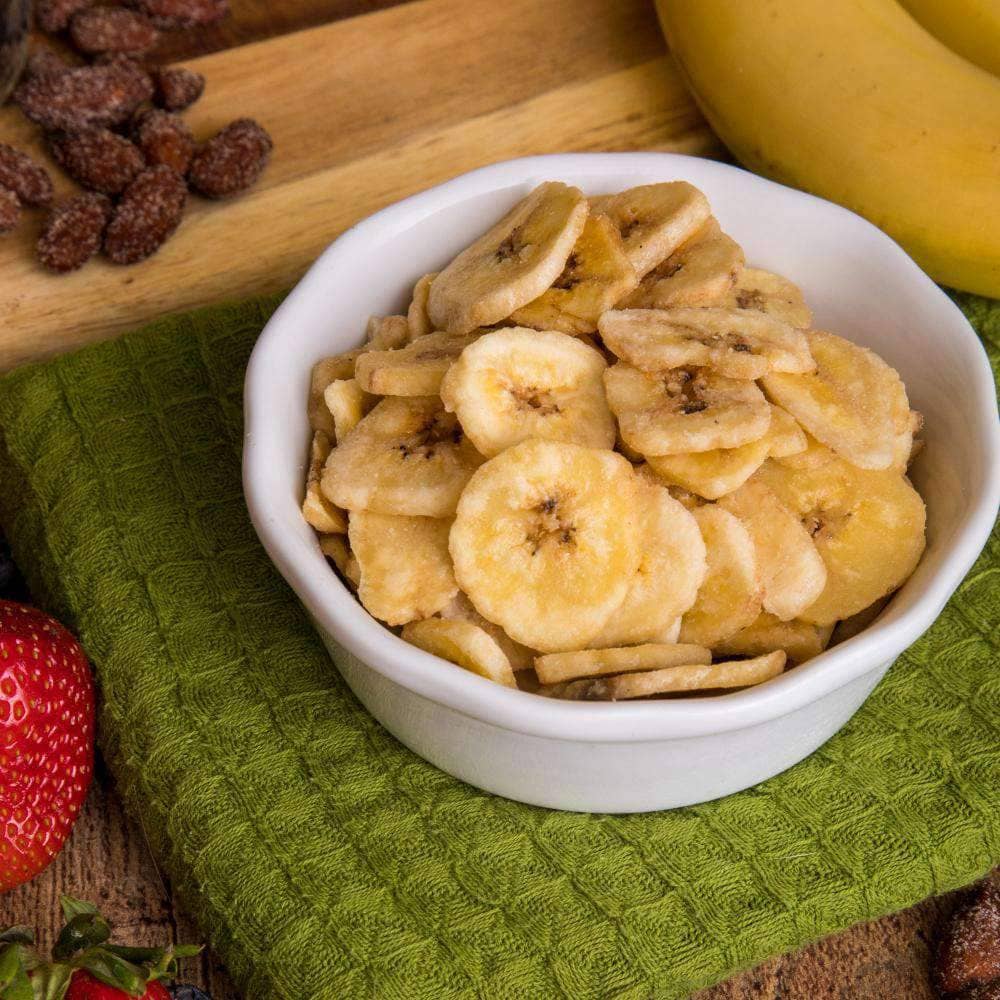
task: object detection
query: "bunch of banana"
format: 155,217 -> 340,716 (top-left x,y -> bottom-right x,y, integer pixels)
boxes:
656,0 -> 1000,297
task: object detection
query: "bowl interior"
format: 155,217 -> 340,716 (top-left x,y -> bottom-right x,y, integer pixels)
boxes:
245,153 -> 998,736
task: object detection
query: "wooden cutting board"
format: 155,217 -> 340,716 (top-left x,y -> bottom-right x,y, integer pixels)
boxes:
0,0 -> 718,371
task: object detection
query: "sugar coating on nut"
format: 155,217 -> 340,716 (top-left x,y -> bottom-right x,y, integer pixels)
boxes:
26,47 -> 74,81
0,189 -> 21,234
188,118 -> 273,198
104,164 -> 187,265
0,144 -> 54,207
70,7 -> 160,57
35,0 -> 94,33
130,0 -> 229,29
37,193 -> 112,272
151,65 -> 204,111
132,109 -> 195,175
15,60 -> 153,131
48,129 -> 145,195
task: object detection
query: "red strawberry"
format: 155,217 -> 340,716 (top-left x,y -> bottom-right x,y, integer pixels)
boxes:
0,601 -> 95,891
66,970 -> 171,1000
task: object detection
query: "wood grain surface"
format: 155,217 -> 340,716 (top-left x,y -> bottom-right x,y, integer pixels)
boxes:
0,1 -> 970,997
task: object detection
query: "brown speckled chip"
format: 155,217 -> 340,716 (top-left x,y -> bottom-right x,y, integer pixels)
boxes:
188,118 -> 272,199
70,7 -> 160,57
37,192 -> 112,272
48,129 -> 145,195
14,60 -> 153,132
104,164 -> 186,265
132,109 -> 194,175
151,65 -> 204,111
0,144 -> 54,208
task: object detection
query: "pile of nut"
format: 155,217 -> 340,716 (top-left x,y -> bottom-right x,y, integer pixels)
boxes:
0,0 -> 273,271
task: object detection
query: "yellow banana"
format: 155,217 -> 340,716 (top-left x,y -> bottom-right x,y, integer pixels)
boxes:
896,0 -> 1000,78
656,0 -> 1000,297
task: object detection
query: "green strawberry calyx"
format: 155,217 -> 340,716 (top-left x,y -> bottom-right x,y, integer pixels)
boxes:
0,897 -> 201,1000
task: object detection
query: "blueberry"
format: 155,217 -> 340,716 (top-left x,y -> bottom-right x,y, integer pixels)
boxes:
169,986 -> 212,1000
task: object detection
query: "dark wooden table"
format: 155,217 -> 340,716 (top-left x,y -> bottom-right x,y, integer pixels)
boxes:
0,2 -> 969,996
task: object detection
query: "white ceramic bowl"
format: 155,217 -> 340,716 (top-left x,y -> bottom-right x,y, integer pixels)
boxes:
244,153 -> 1000,813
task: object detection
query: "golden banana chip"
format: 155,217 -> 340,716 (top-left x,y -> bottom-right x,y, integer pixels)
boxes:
302,431 -> 348,534
534,642 -> 711,686
406,272 -> 438,340
724,267 -> 812,328
309,351 -> 362,437
402,618 -> 517,688
366,314 -> 411,351
354,331 -> 481,397
438,591 -> 536,671
713,613 -> 833,665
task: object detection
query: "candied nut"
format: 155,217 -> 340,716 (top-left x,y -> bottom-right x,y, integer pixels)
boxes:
26,47 -> 74,81
48,129 -> 145,195
128,0 -> 229,29
151,65 -> 204,111
0,189 -> 20,234
14,60 -> 153,131
35,0 -> 94,33
935,878 -> 1000,996
0,143 -> 54,207
104,164 -> 186,265
188,118 -> 272,199
70,7 -> 160,57
37,192 -> 111,272
132,109 -> 194,174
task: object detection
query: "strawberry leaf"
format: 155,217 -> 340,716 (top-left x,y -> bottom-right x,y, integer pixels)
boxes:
57,899 -> 98,923
73,951 -> 148,997
53,914 -> 110,962
26,965 -> 73,1000
0,942 -> 33,1000
0,931 -> 32,947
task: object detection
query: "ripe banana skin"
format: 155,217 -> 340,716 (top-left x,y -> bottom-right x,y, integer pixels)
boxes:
656,0 -> 1000,297
896,0 -> 1000,78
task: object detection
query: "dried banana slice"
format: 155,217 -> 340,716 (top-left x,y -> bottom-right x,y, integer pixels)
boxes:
354,331 -> 480,397
406,272 -> 438,340
349,511 -> 458,626
586,482 -> 706,648
761,330 -> 907,470
620,218 -> 744,308
319,533 -> 360,588
605,363 -> 771,455
719,480 -> 827,622
439,327 -> 615,458
323,378 -> 372,443
302,431 -> 348,534
829,596 -> 890,645
754,448 -> 926,625
723,268 -> 813,329
449,439 -> 641,653
590,181 -> 711,278
366,314 -> 411,351
428,181 -> 588,334
322,396 -> 483,517
541,651 -> 786,700
679,505 -> 762,646
508,213 -> 637,334
402,618 -> 517,688
890,408 -> 923,473
766,404 -> 808,459
599,307 -> 815,380
438,591 -> 536,671
713,613 -> 833,665
309,351 -> 362,436
535,642 -> 712,686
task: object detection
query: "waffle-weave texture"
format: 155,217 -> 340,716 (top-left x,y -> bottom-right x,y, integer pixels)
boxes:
0,293 -> 996,1000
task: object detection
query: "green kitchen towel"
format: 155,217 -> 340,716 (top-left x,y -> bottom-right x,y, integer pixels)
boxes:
0,293 -> 997,1000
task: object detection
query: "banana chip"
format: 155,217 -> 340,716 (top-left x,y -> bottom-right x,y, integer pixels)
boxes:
438,591 -> 537,671
366,314 -> 411,351
406,272 -> 438,340
318,533 -> 360,588
355,331 -> 481,397
322,396 -> 484,517
309,351 -> 363,437
723,267 -> 812,328
754,448 -> 926,624
450,439 -> 641,652
402,618 -> 517,688
535,642 -> 711,686
762,330 -> 907,470
591,181 -> 711,278
302,431 -> 348,534
349,511 -> 458,625
600,307 -> 815,380
428,181 -> 588,333
621,218 -> 744,309
509,213 -> 637,334
323,378 -> 373,443
586,481 -> 706,648
440,328 -> 615,457
541,651 -> 786,700
714,613 -> 833,665
605,362 -> 771,455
